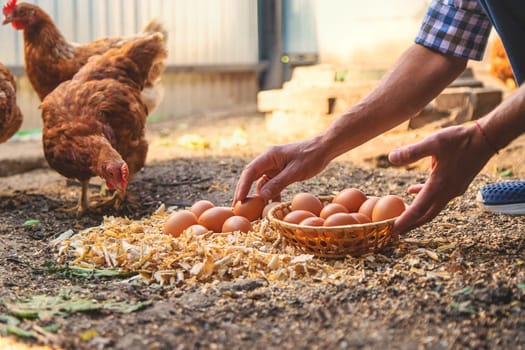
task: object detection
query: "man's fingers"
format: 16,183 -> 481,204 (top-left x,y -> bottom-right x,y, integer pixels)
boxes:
392,180 -> 449,235
407,184 -> 424,194
233,161 -> 267,204
257,171 -> 291,201
389,138 -> 435,166
255,175 -> 269,195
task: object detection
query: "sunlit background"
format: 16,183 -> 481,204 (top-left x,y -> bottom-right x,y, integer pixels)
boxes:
0,0 -> 495,132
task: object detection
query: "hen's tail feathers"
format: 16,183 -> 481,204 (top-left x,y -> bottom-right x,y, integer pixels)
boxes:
141,19 -> 168,86
127,32 -> 167,71
127,31 -> 168,113
142,19 -> 169,43
0,80 -> 23,143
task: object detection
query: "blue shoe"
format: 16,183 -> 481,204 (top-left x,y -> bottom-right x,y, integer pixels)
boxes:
477,180 -> 525,214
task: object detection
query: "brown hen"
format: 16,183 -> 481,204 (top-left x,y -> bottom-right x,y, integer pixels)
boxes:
2,0 -> 167,111
489,36 -> 516,89
39,33 -> 167,215
0,62 -> 22,143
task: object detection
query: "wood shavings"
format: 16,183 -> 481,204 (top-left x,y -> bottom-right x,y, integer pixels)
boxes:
54,213 -> 365,286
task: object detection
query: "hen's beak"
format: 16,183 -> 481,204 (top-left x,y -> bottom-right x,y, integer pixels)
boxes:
2,15 -> 12,25
110,182 -> 127,199
116,187 -> 127,200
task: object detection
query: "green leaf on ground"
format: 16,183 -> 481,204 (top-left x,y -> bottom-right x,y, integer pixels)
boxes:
500,169 -> 514,177
103,300 -> 152,313
33,263 -> 135,280
22,219 -> 39,228
450,301 -> 476,314
65,266 -> 136,279
452,286 -> 472,296
43,324 -> 61,333
4,292 -> 152,319
6,324 -> 37,338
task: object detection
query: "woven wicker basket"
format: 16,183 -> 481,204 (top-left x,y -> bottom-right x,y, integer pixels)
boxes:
268,196 -> 398,258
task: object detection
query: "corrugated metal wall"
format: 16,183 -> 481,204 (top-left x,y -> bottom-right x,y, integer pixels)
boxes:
0,0 -> 260,130
1,0 -> 259,66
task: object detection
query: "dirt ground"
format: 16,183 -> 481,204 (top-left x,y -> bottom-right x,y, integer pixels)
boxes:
0,111 -> 524,350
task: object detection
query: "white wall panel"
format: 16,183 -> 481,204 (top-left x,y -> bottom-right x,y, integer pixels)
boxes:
0,23 -> 19,64
1,0 -> 259,67
1,0 -> 261,131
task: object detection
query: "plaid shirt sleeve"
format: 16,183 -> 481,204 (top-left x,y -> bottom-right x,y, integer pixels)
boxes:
415,0 -> 492,60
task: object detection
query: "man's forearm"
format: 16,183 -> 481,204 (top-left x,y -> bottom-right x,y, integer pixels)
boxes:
317,44 -> 468,161
477,83 -> 525,153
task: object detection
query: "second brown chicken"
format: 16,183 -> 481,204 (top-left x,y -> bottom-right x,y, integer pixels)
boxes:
39,33 -> 168,215
0,62 -> 22,143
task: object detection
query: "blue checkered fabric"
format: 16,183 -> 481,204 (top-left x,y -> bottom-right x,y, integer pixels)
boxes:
415,0 -> 493,60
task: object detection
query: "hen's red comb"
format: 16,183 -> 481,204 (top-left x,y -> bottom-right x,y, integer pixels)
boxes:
121,163 -> 129,187
3,0 -> 17,16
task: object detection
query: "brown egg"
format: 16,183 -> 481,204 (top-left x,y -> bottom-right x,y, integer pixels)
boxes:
319,203 -> 348,219
186,224 -> 210,236
332,188 -> 367,212
190,200 -> 215,218
222,215 -> 252,233
283,210 -> 316,224
358,196 -> 379,221
349,212 -> 371,224
323,213 -> 359,227
262,201 -> 281,219
291,193 -> 323,216
299,216 -> 325,226
372,195 -> 406,222
297,216 -> 325,238
233,195 -> 266,221
198,206 -> 235,232
163,210 -> 198,237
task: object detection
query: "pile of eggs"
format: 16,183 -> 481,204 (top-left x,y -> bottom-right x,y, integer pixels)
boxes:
163,188 -> 406,238
163,196 -> 274,237
282,188 -> 406,227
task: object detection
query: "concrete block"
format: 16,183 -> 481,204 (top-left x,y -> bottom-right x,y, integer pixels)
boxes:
449,67 -> 484,88
433,86 -> 502,123
328,82 -> 376,109
435,87 -> 502,113
257,88 -> 334,114
434,88 -> 471,111
287,64 -> 336,87
0,139 -> 47,177
283,81 -> 376,115
264,111 -> 336,139
409,105 -> 450,129
472,88 -> 503,118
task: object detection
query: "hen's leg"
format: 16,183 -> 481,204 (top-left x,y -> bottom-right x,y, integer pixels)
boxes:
61,180 -> 90,216
90,191 -> 141,213
90,191 -> 125,210
78,180 -> 90,214
86,182 -> 110,202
